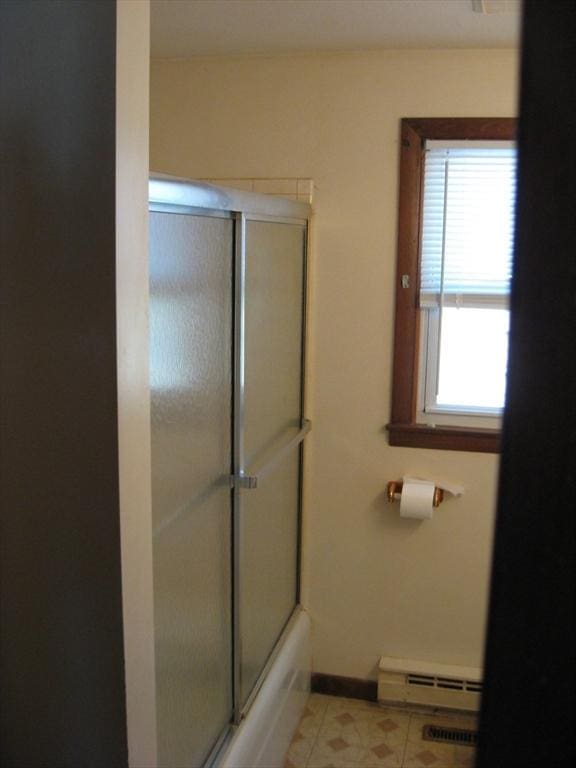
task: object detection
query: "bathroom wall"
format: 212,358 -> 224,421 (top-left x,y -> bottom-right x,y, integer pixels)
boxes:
116,1 -> 157,765
150,48 -> 518,680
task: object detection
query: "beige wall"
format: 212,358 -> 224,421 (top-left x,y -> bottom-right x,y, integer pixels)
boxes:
150,49 -> 518,680
117,1 -> 157,764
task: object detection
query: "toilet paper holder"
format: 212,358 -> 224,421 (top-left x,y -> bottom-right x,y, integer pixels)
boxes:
387,480 -> 444,508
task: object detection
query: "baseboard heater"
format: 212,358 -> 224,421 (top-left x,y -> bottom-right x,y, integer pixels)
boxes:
378,656 -> 482,712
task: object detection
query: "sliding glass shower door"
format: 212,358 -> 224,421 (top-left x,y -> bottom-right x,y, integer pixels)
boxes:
236,219 -> 307,709
150,211 -> 233,768
149,179 -> 309,767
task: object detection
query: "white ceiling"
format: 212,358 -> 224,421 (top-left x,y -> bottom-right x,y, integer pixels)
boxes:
150,0 -> 521,59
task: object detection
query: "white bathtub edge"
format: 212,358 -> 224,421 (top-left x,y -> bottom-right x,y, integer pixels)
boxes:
218,608 -> 311,768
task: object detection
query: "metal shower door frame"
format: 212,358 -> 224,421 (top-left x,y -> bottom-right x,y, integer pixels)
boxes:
149,175 -> 311,750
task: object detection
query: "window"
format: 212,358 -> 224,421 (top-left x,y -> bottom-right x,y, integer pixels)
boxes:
387,118 -> 517,452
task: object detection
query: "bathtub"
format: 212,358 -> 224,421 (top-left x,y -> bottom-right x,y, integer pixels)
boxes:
217,609 -> 311,768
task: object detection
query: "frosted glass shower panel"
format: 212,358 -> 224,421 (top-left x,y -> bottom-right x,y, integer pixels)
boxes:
150,211 -> 233,768
240,220 -> 306,706
243,220 -> 306,464
239,451 -> 301,705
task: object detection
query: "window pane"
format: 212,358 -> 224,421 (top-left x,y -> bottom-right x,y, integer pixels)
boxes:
436,308 -> 509,410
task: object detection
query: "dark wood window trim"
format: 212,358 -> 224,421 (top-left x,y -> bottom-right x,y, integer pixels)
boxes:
387,117 -> 517,453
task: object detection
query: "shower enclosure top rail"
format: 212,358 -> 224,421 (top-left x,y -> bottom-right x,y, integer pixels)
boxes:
149,173 -> 311,220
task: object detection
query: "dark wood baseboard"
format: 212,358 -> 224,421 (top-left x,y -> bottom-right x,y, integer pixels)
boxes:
311,672 -> 378,702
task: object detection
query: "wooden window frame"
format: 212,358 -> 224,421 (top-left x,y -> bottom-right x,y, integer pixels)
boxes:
387,117 -> 517,453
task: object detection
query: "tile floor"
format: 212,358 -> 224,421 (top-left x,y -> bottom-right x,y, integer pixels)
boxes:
285,694 -> 478,768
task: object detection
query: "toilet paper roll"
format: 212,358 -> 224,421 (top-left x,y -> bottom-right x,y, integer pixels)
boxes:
399,479 -> 435,520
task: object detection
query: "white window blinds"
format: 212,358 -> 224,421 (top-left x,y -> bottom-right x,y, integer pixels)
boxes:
419,141 -> 517,309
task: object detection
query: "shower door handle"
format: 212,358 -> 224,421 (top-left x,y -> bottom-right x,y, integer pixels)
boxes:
231,419 -> 311,490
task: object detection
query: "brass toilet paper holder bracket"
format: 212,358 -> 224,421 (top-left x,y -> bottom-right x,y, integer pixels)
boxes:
387,480 -> 444,508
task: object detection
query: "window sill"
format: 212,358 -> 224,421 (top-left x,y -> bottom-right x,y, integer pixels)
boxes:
386,422 -> 500,453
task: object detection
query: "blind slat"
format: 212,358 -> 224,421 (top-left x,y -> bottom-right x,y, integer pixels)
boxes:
420,144 -> 517,306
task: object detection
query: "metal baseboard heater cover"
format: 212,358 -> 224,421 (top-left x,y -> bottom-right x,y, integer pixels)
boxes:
378,656 -> 483,712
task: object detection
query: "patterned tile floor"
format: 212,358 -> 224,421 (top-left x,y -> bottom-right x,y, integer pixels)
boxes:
285,694 -> 478,768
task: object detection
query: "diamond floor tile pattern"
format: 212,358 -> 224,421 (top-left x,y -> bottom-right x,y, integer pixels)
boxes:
285,694 -> 478,768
